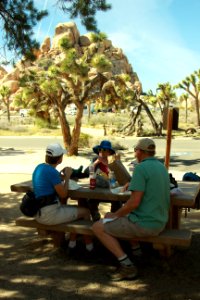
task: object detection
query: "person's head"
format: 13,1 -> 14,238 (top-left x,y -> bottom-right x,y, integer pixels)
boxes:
45,143 -> 67,165
93,140 -> 115,157
134,138 -> 156,162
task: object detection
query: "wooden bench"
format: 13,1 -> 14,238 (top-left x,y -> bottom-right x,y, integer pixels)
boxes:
15,216 -> 192,257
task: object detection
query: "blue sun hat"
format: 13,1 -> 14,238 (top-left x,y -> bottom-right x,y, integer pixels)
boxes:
93,140 -> 115,155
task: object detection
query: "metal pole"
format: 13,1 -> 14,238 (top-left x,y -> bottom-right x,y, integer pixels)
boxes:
164,108 -> 173,170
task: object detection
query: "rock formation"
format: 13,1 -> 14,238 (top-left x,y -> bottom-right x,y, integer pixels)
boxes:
0,22 -> 140,107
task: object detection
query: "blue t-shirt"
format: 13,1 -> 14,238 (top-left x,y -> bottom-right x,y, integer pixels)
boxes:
32,163 -> 61,198
128,157 -> 170,230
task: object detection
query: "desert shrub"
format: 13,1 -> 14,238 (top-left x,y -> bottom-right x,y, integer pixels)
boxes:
78,133 -> 91,148
34,118 -> 57,129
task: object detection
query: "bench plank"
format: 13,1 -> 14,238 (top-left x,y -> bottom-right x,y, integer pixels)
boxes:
16,217 -> 94,236
16,217 -> 192,248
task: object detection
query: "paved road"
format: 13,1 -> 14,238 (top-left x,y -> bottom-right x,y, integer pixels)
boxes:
0,135 -> 200,180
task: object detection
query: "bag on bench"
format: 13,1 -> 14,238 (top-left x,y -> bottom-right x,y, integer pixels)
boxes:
20,191 -> 57,217
20,191 -> 40,217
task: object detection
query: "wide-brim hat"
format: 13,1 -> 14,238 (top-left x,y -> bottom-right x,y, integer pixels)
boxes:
93,140 -> 115,155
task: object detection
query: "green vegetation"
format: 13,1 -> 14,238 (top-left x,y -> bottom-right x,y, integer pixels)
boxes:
0,0 -> 111,63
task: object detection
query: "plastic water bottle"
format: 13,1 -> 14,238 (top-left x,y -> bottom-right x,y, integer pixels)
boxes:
109,171 -> 116,189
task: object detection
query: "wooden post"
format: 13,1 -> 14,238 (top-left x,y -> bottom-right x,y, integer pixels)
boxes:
103,124 -> 107,136
164,108 -> 173,170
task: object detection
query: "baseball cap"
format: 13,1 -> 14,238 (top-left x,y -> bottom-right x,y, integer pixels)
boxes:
46,143 -> 67,157
134,138 -> 155,152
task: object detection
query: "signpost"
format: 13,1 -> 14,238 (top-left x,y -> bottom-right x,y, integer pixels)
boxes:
164,107 -> 173,170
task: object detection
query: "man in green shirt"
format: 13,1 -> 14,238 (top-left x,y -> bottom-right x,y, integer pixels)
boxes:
92,138 -> 170,281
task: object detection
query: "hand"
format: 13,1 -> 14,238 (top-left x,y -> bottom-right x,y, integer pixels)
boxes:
121,182 -> 129,192
104,212 -> 116,218
95,156 -> 108,165
61,167 -> 73,178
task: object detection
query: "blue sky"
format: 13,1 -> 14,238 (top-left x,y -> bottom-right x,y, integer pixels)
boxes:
29,0 -> 200,93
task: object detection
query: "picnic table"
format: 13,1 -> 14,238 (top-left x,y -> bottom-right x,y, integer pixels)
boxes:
11,179 -> 200,256
10,179 -> 200,230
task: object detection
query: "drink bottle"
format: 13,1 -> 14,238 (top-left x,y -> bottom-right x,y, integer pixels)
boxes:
109,171 -> 116,188
89,164 -> 96,189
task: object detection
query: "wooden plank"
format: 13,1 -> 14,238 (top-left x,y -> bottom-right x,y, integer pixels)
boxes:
15,217 -> 192,247
16,217 -> 94,235
131,229 -> 192,247
10,180 -> 200,208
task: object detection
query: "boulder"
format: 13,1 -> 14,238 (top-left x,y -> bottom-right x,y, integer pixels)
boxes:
1,80 -> 19,93
40,37 -> 51,53
0,66 -> 7,80
52,22 -> 80,49
79,35 -> 91,47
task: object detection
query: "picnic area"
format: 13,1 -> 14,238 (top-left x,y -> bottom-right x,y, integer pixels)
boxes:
1,146 -> 200,299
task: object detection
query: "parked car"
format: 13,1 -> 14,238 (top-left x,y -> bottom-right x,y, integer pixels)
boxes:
65,107 -> 77,115
19,109 -> 30,117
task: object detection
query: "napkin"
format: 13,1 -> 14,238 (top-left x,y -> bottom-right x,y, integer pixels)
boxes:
68,179 -> 81,190
110,186 -> 131,195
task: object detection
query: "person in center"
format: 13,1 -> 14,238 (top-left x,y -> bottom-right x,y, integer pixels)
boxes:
87,140 -> 121,220
92,138 -> 170,281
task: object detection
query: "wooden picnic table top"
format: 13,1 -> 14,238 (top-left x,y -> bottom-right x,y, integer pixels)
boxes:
10,180 -> 200,208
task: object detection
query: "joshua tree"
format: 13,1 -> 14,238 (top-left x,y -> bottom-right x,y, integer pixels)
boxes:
175,70 -> 200,126
0,86 -> 12,121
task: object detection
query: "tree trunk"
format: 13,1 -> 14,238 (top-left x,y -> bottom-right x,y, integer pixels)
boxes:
68,105 -> 84,156
194,96 -> 200,126
138,98 -> 162,135
58,106 -> 71,151
6,101 -> 10,122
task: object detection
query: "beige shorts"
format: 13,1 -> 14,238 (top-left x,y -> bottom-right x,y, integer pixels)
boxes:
35,202 -> 78,225
104,217 -> 163,239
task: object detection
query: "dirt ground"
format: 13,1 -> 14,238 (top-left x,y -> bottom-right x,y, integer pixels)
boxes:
1,172 -> 200,300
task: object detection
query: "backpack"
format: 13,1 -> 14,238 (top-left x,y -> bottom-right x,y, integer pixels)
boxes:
169,173 -> 178,190
182,172 -> 200,182
20,191 -> 41,217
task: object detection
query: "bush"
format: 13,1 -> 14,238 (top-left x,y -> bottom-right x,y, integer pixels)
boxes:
78,133 -> 91,148
35,118 -> 57,129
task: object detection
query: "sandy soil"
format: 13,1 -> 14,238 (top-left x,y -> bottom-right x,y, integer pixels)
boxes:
1,145 -> 200,299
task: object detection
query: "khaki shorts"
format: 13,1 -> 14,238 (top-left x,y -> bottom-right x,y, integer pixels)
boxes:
104,217 -> 163,239
35,202 -> 78,225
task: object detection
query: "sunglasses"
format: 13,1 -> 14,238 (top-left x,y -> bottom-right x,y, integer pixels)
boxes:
134,147 -> 140,152
99,148 -> 108,152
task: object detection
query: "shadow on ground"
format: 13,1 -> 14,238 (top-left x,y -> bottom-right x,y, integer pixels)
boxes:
1,192 -> 200,299
0,147 -> 25,156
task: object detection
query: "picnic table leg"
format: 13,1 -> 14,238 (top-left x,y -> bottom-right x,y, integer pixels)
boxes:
50,231 -> 65,247
37,229 -> 65,247
171,206 -> 182,229
153,243 -> 173,257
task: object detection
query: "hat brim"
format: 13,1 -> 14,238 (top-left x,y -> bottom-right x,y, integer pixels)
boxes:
93,145 -> 115,155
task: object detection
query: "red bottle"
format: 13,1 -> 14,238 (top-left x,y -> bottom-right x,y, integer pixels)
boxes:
89,164 -> 96,189
90,176 -> 96,189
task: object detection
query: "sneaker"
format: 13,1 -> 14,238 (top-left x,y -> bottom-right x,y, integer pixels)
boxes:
132,247 -> 142,257
108,264 -> 138,281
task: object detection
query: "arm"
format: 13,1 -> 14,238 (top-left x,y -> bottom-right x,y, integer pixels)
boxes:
54,167 -> 73,203
93,155 -> 108,168
105,190 -> 144,218
121,181 -> 130,192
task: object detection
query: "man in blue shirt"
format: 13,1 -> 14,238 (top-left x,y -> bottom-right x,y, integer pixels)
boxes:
33,143 -> 93,254
92,138 -> 170,281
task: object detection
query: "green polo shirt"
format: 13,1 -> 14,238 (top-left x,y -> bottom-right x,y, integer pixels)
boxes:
128,157 -> 170,230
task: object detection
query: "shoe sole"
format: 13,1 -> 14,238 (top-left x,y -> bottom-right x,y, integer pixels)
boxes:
109,273 -> 138,281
